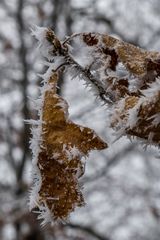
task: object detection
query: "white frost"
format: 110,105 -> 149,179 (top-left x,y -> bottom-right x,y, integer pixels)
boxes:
29,166 -> 42,210
63,144 -> 82,161
141,78 -> 160,99
31,25 -> 54,60
127,105 -> 139,129
150,113 -> 160,126
37,203 -> 53,227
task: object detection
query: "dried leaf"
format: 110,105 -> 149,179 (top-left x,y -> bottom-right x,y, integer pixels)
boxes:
30,71 -> 107,224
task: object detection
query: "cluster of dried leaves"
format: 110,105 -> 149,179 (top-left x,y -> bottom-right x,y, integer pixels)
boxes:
30,27 -> 160,224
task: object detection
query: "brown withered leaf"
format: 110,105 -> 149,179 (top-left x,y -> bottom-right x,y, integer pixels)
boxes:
111,93 -> 160,145
102,34 -> 160,77
82,32 -> 160,77
37,72 -> 107,222
100,35 -> 160,145
77,32 -> 160,145
76,33 -> 160,104
124,93 -> 160,145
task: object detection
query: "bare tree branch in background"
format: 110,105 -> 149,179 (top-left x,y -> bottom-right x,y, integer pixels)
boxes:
16,0 -> 31,184
64,223 -> 111,240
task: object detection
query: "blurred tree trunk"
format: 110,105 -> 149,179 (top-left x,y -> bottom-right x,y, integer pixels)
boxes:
51,0 -> 72,95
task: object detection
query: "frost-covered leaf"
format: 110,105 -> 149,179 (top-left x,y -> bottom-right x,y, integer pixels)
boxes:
29,69 -> 107,224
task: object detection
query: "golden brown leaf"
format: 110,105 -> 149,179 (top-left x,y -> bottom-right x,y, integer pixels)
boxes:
33,72 -> 107,223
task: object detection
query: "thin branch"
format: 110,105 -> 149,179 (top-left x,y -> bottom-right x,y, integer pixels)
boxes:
64,223 -> 111,240
83,143 -> 138,183
47,31 -> 112,104
16,0 -> 30,183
